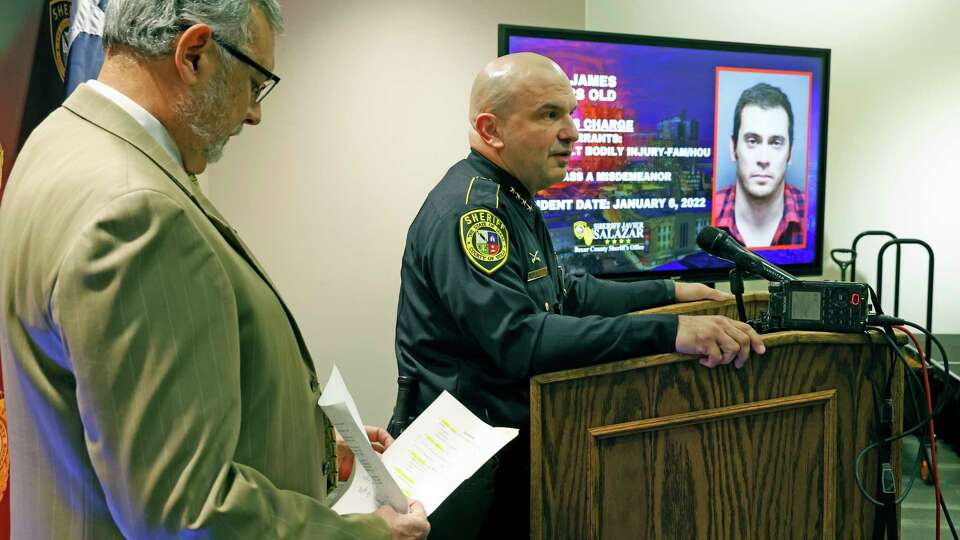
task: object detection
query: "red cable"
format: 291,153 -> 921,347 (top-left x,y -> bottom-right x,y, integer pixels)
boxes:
897,325 -> 940,540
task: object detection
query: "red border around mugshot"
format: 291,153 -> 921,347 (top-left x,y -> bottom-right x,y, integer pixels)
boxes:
711,66 -> 813,251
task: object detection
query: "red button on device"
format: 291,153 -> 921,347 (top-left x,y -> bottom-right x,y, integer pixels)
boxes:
851,293 -> 861,306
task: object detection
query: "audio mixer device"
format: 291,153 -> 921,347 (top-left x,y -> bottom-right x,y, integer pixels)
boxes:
752,280 -> 870,333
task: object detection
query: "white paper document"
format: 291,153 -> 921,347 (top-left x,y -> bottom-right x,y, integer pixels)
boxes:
318,367 -> 518,516
381,391 -> 518,515
319,366 -> 408,514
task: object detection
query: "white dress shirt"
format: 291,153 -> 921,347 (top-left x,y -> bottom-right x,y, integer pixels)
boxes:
86,79 -> 184,170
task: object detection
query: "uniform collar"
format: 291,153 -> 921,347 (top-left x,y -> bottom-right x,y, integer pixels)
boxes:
467,149 -> 535,213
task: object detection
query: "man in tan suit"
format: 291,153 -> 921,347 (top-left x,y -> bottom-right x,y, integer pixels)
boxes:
0,0 -> 429,538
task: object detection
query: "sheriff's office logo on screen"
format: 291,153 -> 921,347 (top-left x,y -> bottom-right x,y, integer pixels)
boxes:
50,0 -> 71,81
572,221 -> 647,254
460,209 -> 509,274
573,221 -> 595,246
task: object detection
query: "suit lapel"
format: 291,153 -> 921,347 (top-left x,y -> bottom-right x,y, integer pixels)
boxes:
197,206 -> 317,376
187,185 -> 278,289
63,84 -> 315,372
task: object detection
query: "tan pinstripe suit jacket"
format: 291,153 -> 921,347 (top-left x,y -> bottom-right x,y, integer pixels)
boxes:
0,84 -> 388,539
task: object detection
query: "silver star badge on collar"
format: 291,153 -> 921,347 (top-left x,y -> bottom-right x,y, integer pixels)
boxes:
509,186 -> 533,212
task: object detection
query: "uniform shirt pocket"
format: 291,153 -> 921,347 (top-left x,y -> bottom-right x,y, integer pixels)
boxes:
524,266 -> 554,312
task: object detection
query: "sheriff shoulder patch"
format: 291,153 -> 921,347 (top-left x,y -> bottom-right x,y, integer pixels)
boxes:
459,209 -> 509,274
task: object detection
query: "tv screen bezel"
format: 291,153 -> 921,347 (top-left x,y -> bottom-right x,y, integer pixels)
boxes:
498,24 -> 830,282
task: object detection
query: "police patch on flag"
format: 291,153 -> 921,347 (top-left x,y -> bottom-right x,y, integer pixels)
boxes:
459,209 -> 509,274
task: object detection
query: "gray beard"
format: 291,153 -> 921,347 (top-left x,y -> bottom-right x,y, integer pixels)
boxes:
202,131 -> 229,163
174,61 -> 237,164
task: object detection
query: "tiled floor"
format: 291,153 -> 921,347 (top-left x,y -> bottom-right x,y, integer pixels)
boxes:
900,436 -> 960,539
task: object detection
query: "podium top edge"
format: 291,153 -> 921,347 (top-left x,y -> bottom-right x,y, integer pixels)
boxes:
531,329 -> 908,386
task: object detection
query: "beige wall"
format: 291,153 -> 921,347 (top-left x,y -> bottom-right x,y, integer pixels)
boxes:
206,1 -> 584,424
586,0 -> 960,332
207,0 -> 959,425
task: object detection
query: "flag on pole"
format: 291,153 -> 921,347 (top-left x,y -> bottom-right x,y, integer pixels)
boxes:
65,0 -> 107,96
0,1 -> 89,536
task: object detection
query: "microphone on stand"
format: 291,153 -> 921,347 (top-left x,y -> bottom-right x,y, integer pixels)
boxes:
696,226 -> 797,282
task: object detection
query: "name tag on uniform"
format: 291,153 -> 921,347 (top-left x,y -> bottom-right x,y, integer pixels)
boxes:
527,266 -> 549,282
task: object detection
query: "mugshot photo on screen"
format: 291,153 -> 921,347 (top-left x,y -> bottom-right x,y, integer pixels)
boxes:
713,68 -> 812,249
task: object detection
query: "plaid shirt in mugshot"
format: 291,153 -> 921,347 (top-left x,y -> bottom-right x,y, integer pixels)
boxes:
714,182 -> 805,246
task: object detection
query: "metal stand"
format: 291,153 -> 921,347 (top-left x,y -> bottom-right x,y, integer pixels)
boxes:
850,230 -> 901,315
830,248 -> 856,281
877,238 -> 935,355
729,268 -> 747,323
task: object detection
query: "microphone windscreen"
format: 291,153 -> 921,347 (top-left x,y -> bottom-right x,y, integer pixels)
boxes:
696,226 -> 724,252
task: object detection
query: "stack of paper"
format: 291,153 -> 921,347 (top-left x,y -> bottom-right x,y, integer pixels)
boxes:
318,367 -> 517,515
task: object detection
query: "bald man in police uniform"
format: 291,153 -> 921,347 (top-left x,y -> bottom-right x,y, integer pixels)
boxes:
393,53 -> 766,538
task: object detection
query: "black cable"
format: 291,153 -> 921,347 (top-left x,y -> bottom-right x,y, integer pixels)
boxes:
855,441 -> 924,507
917,437 -> 960,539
869,330 -> 937,443
882,327 -> 929,438
895,319 -> 953,415
871,328 -> 931,439
864,327 -> 927,447
866,327 -> 925,428
854,328 -> 930,505
866,313 -> 952,411
943,492 -> 959,540
867,283 -> 885,317
896,322 -> 958,540
864,317 -> 958,540
861,287 -> 946,444
864,317 -> 954,423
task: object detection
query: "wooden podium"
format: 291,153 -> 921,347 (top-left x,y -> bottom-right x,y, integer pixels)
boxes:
530,292 -> 903,539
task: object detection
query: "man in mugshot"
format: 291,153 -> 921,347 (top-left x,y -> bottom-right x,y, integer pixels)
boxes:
715,82 -> 804,247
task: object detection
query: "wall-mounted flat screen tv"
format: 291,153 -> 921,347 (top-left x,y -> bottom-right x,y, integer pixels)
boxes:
500,25 -> 830,280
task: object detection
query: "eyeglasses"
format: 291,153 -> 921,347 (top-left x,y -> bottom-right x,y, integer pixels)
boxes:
176,23 -> 280,104
212,36 -> 280,104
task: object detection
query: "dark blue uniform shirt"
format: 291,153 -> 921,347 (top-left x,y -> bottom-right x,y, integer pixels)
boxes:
395,150 -> 679,430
